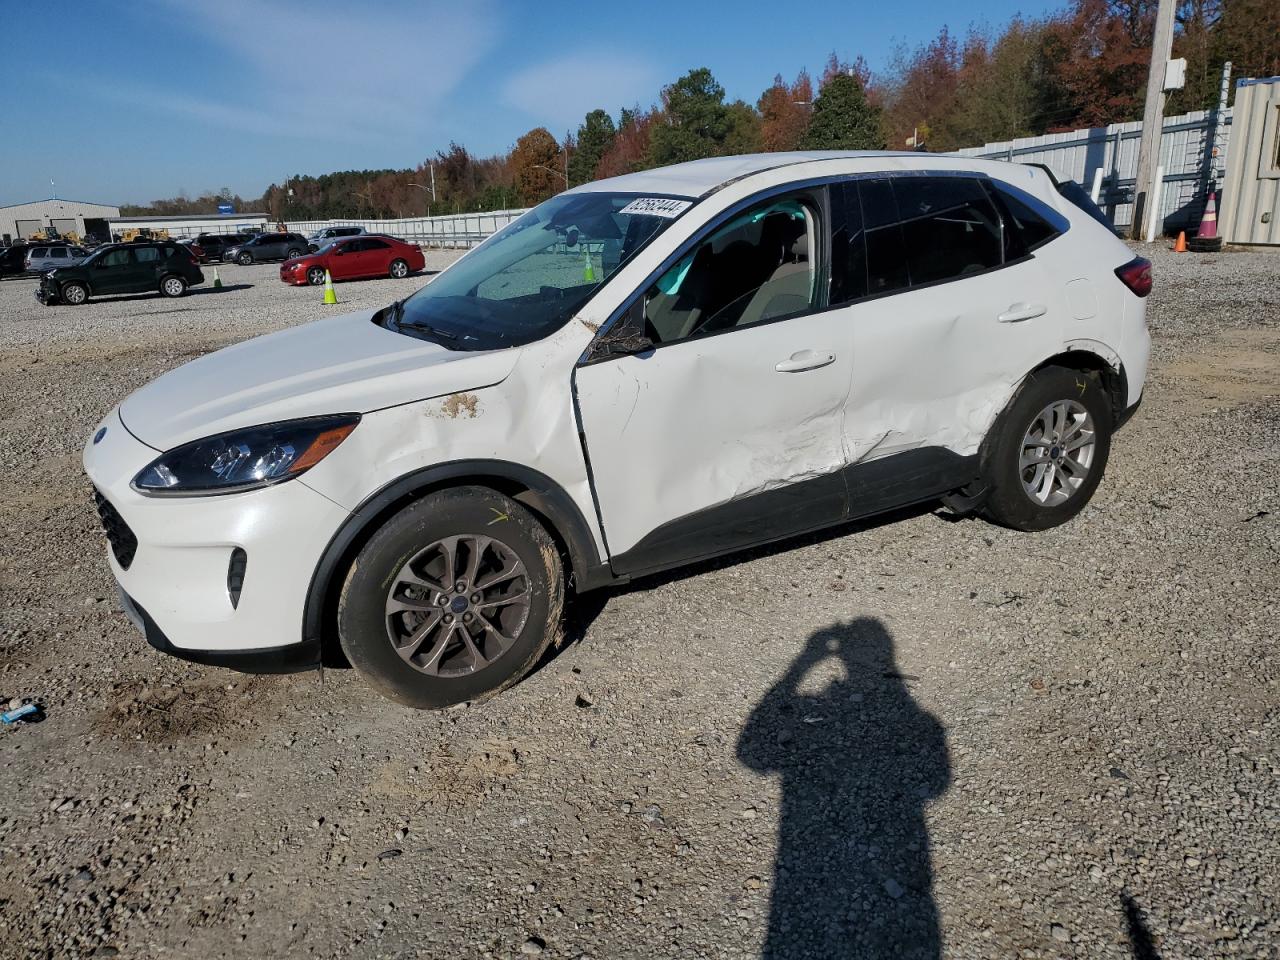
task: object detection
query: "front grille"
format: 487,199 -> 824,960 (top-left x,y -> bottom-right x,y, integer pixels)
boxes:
92,487 -> 138,570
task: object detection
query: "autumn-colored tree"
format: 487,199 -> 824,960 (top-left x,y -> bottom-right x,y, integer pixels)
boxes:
511,127 -> 561,205
1038,0 -> 1152,129
931,19 -> 1057,148
648,68 -> 733,166
568,109 -> 617,186
758,70 -> 814,152
596,108 -> 658,178
883,28 -> 962,148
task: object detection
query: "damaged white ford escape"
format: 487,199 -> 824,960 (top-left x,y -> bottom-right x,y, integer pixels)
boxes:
84,152 -> 1151,708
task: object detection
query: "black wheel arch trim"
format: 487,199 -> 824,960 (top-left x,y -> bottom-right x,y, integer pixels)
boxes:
301,459 -> 611,654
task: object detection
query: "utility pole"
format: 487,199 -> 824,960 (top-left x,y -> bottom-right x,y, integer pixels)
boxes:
1130,0 -> 1177,239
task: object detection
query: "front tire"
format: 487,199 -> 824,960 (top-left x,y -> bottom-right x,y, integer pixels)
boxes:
160,275 -> 186,298
981,365 -> 1113,531
237,252 -> 252,265
389,258 -> 409,279
338,487 -> 564,709
307,266 -> 326,285
286,248 -> 303,260
61,281 -> 88,305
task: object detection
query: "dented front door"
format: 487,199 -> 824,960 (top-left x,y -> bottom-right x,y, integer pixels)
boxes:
574,314 -> 854,577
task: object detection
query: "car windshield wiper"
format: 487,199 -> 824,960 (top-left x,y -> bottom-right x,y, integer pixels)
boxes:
387,300 -> 458,342
399,320 -> 458,342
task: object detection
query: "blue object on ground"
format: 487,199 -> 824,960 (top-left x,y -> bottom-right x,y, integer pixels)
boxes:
1,704 -> 39,724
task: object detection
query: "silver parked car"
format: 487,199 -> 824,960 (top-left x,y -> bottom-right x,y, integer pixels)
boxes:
25,245 -> 88,273
307,226 -> 364,252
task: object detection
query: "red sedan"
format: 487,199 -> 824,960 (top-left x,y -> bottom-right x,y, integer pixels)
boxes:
280,234 -> 425,286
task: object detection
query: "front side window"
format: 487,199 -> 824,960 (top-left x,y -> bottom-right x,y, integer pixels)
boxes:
389,192 -> 688,351
643,194 -> 818,345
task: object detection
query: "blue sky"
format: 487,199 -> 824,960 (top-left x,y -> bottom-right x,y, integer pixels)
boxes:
2,0 -> 1060,206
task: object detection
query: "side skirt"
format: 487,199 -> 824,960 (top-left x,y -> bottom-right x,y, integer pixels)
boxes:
609,447 -> 978,580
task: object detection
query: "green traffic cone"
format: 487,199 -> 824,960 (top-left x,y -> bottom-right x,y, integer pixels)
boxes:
212,266 -> 222,288
583,247 -> 595,283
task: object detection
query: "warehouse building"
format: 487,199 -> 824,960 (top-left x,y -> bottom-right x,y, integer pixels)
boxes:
106,212 -> 270,240
0,198 -> 121,244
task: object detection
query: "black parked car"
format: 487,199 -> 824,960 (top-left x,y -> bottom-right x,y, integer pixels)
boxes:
224,232 -> 309,265
0,242 -> 36,278
35,242 -> 204,305
191,233 -> 245,262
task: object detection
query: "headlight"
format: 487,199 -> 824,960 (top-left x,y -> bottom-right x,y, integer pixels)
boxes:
132,414 -> 359,496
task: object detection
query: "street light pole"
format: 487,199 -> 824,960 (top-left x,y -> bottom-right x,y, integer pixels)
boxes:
408,183 -> 433,218
1130,0 -> 1177,240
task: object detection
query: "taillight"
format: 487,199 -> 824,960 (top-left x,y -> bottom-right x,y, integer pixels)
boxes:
1114,256 -> 1152,297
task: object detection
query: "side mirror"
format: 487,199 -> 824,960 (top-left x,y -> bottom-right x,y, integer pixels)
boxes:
600,331 -> 654,357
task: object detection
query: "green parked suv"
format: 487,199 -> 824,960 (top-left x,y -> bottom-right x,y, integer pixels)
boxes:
36,242 -> 205,305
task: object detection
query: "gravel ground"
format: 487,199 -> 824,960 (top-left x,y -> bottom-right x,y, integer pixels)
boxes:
0,244 -> 1277,960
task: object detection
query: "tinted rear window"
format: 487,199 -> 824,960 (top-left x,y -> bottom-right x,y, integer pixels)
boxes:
858,179 -> 911,297
895,177 -> 1004,285
1056,179 -> 1112,229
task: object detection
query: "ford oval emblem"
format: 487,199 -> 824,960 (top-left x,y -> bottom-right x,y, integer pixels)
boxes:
93,427 -> 107,445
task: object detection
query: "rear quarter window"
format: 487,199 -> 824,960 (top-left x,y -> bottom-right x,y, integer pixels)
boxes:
986,180 -> 1067,255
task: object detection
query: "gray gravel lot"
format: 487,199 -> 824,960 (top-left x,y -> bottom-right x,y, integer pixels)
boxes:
0,245 -> 1277,959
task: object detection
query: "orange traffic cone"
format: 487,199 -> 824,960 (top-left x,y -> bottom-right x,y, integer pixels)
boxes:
1174,230 -> 1187,253
1196,190 -> 1217,239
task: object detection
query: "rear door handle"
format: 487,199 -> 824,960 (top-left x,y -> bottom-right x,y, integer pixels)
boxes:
998,302 -> 1047,323
775,350 -> 836,373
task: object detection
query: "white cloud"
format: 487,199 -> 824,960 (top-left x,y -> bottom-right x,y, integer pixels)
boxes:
132,0 -> 500,140
502,52 -> 660,135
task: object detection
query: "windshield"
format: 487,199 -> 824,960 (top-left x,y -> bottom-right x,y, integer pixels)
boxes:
385,191 -> 692,351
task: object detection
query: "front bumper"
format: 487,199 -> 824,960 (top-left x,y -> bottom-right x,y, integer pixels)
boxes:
84,409 -> 350,663
280,262 -> 309,285
34,280 -> 58,304
118,588 -> 321,672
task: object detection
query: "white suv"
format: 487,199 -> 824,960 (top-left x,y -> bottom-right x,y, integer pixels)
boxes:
84,152 -> 1151,708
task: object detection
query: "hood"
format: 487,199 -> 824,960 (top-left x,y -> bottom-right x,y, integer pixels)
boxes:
119,309 -> 521,450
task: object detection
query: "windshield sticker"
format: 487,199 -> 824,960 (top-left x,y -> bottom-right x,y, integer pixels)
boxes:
619,198 -> 692,219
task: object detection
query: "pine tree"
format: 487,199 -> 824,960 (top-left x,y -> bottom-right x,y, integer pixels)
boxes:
568,110 -> 617,186
799,73 -> 886,150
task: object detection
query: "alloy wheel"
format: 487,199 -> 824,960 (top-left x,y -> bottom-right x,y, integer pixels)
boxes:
1019,399 -> 1095,507
384,534 -> 531,677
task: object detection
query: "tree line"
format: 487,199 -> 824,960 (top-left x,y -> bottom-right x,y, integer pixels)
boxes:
121,0 -> 1277,219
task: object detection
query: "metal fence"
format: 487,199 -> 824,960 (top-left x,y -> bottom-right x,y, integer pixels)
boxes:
953,108 -> 1233,233
285,209 -> 529,249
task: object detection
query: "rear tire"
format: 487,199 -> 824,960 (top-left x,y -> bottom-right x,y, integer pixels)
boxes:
160,275 -> 186,298
389,258 -> 409,279
61,281 -> 88,305
338,487 -> 564,709
981,365 -> 1113,531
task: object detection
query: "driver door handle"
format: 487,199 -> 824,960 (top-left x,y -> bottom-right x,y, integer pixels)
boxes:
998,302 -> 1048,323
775,350 -> 836,373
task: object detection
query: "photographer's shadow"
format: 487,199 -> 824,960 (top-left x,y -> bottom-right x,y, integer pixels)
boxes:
737,618 -> 951,959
